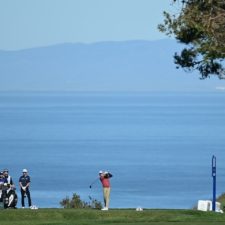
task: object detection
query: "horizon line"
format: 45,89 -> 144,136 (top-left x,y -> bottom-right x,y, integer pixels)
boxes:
0,38 -> 174,52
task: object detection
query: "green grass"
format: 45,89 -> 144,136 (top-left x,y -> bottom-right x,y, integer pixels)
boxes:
0,208 -> 225,225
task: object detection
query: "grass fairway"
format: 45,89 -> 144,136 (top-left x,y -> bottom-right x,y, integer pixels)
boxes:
0,209 -> 225,225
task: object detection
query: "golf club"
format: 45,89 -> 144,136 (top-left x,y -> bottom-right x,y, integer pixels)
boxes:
89,177 -> 99,189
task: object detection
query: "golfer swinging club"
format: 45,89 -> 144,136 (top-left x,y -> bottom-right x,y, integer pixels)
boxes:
99,170 -> 113,211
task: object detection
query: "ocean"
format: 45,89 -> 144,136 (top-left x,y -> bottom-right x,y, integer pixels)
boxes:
0,91 -> 225,209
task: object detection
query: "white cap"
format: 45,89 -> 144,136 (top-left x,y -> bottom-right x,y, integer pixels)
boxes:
99,170 -> 103,174
22,169 -> 28,173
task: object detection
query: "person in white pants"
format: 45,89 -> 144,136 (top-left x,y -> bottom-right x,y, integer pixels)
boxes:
99,171 -> 113,210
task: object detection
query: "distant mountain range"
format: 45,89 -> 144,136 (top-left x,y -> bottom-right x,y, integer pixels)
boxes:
0,39 -> 223,92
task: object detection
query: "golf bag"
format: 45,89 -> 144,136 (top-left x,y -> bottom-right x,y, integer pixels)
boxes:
2,184 -> 18,208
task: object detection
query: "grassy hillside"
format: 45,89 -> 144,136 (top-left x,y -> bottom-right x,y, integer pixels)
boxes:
0,209 -> 225,225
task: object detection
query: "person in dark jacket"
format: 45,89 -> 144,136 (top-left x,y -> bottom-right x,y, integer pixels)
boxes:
0,172 -> 4,204
19,169 -> 32,208
3,169 -> 14,187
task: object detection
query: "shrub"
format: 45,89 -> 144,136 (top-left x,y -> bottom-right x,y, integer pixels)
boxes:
60,193 -> 102,209
217,193 -> 225,210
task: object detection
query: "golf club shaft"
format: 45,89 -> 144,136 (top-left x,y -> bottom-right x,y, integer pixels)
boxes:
90,177 -> 99,187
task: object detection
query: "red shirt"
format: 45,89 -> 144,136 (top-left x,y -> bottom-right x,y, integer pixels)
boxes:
100,176 -> 110,188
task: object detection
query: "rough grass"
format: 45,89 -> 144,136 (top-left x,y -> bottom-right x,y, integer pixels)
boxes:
0,209 -> 225,225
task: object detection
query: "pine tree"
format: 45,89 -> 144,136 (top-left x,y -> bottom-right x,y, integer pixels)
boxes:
158,0 -> 225,79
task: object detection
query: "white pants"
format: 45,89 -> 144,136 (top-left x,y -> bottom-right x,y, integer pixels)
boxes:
103,187 -> 110,208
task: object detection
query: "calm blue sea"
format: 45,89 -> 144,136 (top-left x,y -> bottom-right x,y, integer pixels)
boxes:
0,91 -> 225,209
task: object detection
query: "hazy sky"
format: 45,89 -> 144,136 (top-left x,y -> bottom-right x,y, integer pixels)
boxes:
0,0 -> 173,50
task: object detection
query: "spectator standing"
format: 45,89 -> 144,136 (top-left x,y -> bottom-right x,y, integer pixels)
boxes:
19,169 -> 32,208
0,172 -> 5,184
0,172 -> 4,204
3,169 -> 14,187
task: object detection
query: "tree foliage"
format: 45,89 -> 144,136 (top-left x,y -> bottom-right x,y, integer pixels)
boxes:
158,0 -> 225,79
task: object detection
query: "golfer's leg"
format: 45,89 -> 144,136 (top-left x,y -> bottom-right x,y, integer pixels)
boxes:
106,188 -> 110,208
103,188 -> 107,207
26,189 -> 32,207
21,189 -> 25,207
